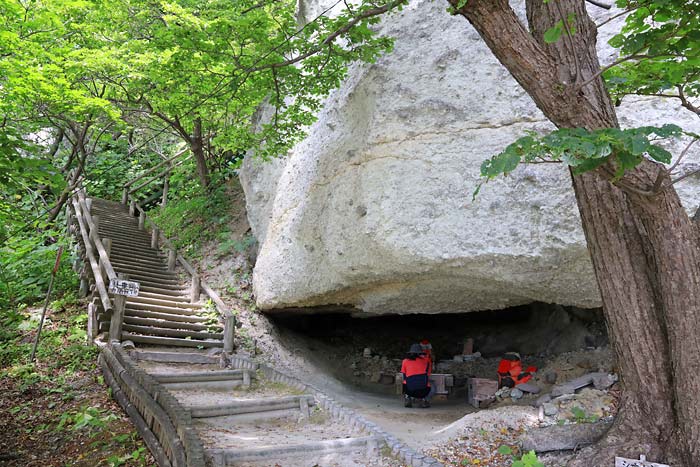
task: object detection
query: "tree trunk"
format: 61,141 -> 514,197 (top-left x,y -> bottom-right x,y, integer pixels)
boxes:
48,123 -> 91,223
449,0 -> 700,464
190,117 -> 210,189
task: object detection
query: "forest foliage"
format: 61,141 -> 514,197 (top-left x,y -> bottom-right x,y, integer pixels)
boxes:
0,0 -> 401,310
1,0 -> 698,311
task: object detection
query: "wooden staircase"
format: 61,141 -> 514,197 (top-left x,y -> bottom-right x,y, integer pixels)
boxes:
70,188 -> 407,467
90,198 -> 224,348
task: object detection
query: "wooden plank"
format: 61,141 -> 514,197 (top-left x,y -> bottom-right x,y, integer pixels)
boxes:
128,154 -> 191,194
72,200 -> 112,314
77,195 -> 116,281
189,395 -> 315,418
207,436 -> 383,463
124,149 -> 189,188
102,348 -> 187,467
122,323 -> 223,340
130,350 -> 219,364
121,333 -> 223,348
154,369 -> 248,383
100,357 -> 174,467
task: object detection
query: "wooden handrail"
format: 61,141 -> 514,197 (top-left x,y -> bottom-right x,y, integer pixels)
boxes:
123,148 -> 189,189
72,199 -> 113,314
127,195 -> 235,352
77,192 -> 116,281
128,155 -> 192,196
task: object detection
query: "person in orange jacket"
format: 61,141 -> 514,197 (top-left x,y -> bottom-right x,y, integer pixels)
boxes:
401,343 -> 434,408
497,352 -> 537,388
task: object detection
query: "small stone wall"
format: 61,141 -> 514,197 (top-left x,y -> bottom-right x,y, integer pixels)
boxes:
100,344 -> 206,467
224,353 -> 444,467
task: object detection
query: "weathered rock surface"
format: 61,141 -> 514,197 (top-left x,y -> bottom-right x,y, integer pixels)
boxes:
240,0 -> 700,315
520,420 -> 612,452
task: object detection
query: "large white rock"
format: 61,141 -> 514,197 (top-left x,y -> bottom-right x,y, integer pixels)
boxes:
240,0 -> 700,315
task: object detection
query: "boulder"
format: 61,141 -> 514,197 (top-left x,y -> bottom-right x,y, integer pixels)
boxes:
521,420 -> 612,452
240,0 -> 700,315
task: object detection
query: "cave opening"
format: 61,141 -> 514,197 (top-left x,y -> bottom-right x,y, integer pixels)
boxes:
269,302 -> 609,398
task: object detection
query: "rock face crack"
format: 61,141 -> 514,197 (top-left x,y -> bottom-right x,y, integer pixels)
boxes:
240,0 -> 700,315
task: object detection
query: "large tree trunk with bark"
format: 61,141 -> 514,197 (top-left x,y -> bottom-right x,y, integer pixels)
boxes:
448,0 -> 700,465
190,117 -> 210,189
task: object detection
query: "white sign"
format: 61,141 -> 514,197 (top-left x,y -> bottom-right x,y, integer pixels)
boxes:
615,456 -> 669,467
109,278 -> 140,297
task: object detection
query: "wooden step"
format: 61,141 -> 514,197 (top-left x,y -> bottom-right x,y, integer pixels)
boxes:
153,369 -> 248,383
125,309 -> 209,323
124,316 -> 217,332
108,239 -> 161,252
110,249 -> 166,263
139,285 -> 188,298
109,245 -> 166,258
127,295 -> 199,309
129,350 -> 219,364
189,395 -> 315,418
116,269 -> 180,282
99,226 -> 149,237
137,291 -> 191,303
121,333 -> 222,348
96,217 -> 138,225
123,278 -> 187,291
126,302 -> 204,316
99,225 -> 150,236
122,324 -> 223,340
206,437 -> 382,465
91,210 -> 131,218
118,272 -> 181,285
111,259 -> 170,272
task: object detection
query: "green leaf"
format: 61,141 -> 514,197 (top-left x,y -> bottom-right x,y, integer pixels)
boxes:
571,156 -> 609,175
497,445 -> 512,455
647,145 -> 672,163
544,21 -> 564,43
630,135 -> 650,155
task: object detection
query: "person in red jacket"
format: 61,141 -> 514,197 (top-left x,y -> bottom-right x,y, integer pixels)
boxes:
401,343 -> 433,408
497,352 -> 537,388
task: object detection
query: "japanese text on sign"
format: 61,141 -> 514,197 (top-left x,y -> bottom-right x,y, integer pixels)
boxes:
108,279 -> 140,297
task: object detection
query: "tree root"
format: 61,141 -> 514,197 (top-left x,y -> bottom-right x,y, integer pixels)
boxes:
566,418 -> 671,467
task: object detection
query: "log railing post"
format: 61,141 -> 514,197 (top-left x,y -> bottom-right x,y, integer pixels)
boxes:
167,249 -> 176,272
99,237 -> 112,284
109,274 -> 128,343
151,227 -> 159,249
121,186 -> 129,205
191,274 -> 200,303
138,211 -> 145,230
161,174 -> 169,209
79,267 -> 90,298
129,200 -> 136,216
91,214 -> 100,239
223,314 -> 235,353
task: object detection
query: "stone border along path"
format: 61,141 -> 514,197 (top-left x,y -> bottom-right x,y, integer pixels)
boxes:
101,340 -> 445,466
76,197 -> 441,466
223,354 -> 445,467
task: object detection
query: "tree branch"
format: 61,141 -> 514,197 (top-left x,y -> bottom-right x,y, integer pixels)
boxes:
585,0 -> 611,9
577,52 -> 678,90
668,138 -> 699,175
249,0 -> 406,72
678,85 -> 700,117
